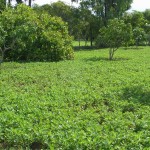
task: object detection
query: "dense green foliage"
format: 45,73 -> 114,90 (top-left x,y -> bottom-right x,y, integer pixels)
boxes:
96,19 -> 133,60
34,0 -> 133,46
0,0 -> 6,11
0,47 -> 150,149
0,4 -> 74,62
133,27 -> 146,47
34,1 -> 150,48
122,10 -> 150,46
80,0 -> 133,26
0,1 -> 150,148
144,9 -> 150,24
34,2 -> 73,33
33,2 -> 99,46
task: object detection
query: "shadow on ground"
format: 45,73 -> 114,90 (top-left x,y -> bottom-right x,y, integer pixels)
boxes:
121,85 -> 150,105
73,46 -> 98,51
84,56 -> 130,62
123,47 -> 145,50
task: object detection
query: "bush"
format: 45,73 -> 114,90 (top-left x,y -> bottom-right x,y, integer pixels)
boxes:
0,4 -> 74,62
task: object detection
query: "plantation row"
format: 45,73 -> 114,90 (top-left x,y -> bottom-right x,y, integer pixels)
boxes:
0,47 -> 150,149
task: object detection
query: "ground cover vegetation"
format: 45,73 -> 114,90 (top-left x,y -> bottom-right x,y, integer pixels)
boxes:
0,0 -> 150,149
0,47 -> 150,149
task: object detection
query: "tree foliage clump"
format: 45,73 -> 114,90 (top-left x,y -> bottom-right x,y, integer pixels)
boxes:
0,0 -> 6,11
133,27 -> 146,47
0,4 -> 74,62
96,18 -> 132,60
80,0 -> 133,26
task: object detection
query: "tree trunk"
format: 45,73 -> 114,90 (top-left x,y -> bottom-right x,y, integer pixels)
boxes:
103,2 -> 107,27
109,48 -> 114,60
85,36 -> 88,46
29,0 -> 31,7
0,48 -> 4,64
78,37 -> 80,47
90,25 -> 93,47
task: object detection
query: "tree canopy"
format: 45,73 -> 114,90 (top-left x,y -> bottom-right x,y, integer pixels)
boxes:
96,18 -> 132,60
0,0 -> 6,11
80,0 -> 133,26
0,4 -> 74,62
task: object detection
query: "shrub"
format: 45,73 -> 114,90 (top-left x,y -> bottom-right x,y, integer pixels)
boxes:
0,4 -> 74,62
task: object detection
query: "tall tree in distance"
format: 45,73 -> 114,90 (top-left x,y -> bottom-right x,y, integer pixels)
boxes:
80,0 -> 133,26
143,9 -> 150,24
29,0 -> 31,7
15,0 -> 32,7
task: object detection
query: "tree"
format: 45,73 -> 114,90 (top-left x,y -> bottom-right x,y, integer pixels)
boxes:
28,0 -> 32,7
33,1 -> 101,47
80,0 -> 133,26
0,4 -> 74,62
97,19 -> 132,60
123,11 -> 148,46
0,0 -> 6,11
143,10 -> 150,45
143,9 -> 150,24
146,33 -> 150,46
129,11 -> 146,28
34,2 -> 73,33
78,7 -> 100,46
133,27 -> 146,47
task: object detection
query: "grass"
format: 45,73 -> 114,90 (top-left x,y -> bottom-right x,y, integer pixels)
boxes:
72,41 -> 95,50
0,46 -> 150,149
72,40 -> 91,47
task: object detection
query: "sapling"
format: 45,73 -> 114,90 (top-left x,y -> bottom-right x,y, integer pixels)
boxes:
97,19 -> 133,60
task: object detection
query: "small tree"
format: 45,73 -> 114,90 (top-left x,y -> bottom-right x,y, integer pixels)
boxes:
133,27 -> 146,47
97,18 -> 132,60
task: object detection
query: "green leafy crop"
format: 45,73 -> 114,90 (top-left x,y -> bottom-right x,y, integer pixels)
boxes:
0,46 -> 150,149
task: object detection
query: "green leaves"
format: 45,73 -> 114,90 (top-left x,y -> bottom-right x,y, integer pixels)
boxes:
133,27 -> 146,47
96,19 -> 133,60
0,4 -> 74,62
0,47 -> 150,149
